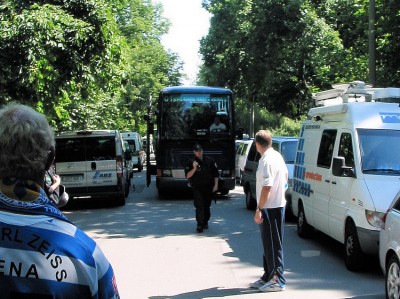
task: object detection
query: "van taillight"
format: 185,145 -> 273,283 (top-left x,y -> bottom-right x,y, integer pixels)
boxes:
116,157 -> 123,177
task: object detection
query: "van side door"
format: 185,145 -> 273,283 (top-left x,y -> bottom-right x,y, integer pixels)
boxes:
313,129 -> 337,234
329,130 -> 355,242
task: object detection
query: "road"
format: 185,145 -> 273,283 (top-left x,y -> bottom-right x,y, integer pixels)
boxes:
63,171 -> 385,299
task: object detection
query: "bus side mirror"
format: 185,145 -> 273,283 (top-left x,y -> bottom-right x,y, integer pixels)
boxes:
236,128 -> 244,140
148,122 -> 154,134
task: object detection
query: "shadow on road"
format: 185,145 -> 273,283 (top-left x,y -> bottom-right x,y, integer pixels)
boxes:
149,287 -> 258,299
63,171 -> 385,298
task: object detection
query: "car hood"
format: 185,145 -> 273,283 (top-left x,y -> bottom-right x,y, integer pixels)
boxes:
364,176 -> 400,212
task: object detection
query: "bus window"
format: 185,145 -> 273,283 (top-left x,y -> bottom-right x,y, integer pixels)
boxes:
161,93 -> 232,139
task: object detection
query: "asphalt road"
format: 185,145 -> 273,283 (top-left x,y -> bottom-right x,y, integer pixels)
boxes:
63,171 -> 385,299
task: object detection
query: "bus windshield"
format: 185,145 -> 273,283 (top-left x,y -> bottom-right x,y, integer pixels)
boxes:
160,93 -> 233,139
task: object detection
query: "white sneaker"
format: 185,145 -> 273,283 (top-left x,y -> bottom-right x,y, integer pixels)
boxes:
249,279 -> 266,289
258,279 -> 285,292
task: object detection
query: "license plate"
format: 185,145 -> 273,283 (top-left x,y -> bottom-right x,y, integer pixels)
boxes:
171,169 -> 186,179
62,175 -> 84,182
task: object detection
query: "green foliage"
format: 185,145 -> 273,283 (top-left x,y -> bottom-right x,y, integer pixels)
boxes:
200,0 -> 398,121
235,96 -> 303,138
0,0 -> 184,133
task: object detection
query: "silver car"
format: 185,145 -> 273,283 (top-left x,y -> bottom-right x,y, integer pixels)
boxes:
379,191 -> 400,299
241,136 -> 298,212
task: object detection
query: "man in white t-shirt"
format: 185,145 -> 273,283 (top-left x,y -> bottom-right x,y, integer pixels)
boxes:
249,130 -> 288,292
209,115 -> 227,132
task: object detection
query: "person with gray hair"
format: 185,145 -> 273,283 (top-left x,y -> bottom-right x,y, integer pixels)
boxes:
249,129 -> 288,292
0,103 -> 120,298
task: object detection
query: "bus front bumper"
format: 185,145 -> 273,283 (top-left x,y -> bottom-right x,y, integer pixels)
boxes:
156,177 -> 235,193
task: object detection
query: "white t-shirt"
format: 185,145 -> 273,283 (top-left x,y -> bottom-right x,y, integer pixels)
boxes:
256,147 -> 288,208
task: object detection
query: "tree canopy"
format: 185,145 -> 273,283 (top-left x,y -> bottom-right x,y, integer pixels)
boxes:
199,0 -> 400,120
0,0 -> 184,132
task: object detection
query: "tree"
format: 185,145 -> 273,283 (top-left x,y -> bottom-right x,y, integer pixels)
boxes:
199,0 -> 400,119
0,0 -> 185,132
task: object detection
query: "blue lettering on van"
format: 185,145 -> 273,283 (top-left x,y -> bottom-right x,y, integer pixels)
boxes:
380,112 -> 400,123
293,179 -> 312,197
93,172 -> 112,179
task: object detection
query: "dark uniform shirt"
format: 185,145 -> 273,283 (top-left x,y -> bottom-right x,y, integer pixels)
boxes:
185,156 -> 219,187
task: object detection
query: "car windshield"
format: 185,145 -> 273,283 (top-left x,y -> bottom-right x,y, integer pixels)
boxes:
358,129 -> 400,175
281,141 -> 297,163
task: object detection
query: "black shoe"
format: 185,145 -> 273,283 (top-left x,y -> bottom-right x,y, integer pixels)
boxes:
204,224 -> 209,229
196,226 -> 203,233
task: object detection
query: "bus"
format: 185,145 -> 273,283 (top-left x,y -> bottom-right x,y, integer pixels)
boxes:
154,86 -> 237,197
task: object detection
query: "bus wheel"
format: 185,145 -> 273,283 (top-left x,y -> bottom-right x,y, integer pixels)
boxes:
344,219 -> 363,271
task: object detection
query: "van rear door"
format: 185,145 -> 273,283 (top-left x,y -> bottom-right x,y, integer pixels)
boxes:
85,136 -> 119,193
55,137 -> 88,195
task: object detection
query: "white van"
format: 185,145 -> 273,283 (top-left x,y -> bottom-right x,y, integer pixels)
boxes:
121,132 -> 145,172
55,130 -> 131,206
235,139 -> 253,184
292,81 -> 400,271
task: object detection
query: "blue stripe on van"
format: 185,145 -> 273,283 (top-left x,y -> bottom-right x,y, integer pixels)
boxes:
380,112 -> 400,123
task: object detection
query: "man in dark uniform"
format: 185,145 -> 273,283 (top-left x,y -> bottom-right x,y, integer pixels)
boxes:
185,144 -> 219,233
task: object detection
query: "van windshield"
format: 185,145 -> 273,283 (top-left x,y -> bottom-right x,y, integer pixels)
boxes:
358,129 -> 400,175
56,136 -> 116,162
281,141 -> 297,164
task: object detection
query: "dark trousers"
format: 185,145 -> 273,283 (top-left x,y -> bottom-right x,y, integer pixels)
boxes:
192,185 -> 212,227
260,207 -> 286,286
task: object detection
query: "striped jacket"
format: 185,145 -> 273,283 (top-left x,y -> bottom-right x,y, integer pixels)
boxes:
0,178 -> 119,299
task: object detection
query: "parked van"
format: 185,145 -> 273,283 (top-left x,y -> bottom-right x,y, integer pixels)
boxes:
235,139 -> 253,185
241,136 -> 298,212
292,81 -> 400,271
55,130 -> 132,206
121,132 -> 145,172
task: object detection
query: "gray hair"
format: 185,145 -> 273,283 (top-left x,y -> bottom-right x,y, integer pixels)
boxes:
255,130 -> 272,148
0,103 -> 54,182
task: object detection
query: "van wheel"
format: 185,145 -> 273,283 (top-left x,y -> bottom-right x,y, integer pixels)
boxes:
297,203 -> 313,238
124,182 -> 130,198
245,186 -> 256,210
117,194 -> 126,206
344,220 -> 363,271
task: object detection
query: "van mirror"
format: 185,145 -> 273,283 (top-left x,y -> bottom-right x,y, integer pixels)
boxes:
125,151 -> 132,161
332,157 -> 355,177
